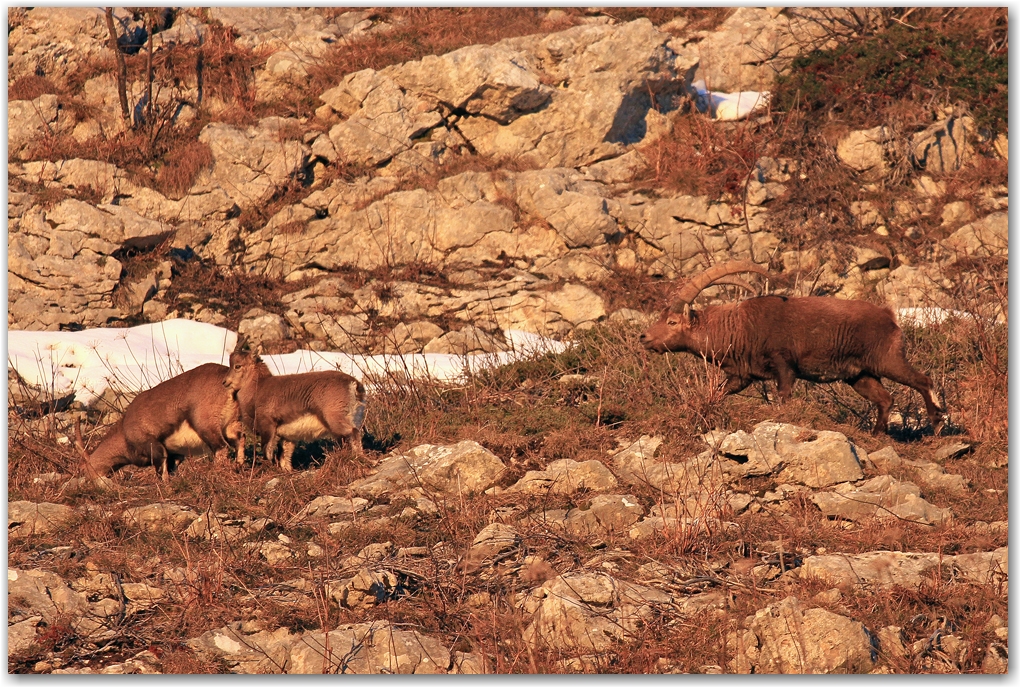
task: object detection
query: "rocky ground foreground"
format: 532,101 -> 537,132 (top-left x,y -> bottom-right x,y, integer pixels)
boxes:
8,8 -> 1008,673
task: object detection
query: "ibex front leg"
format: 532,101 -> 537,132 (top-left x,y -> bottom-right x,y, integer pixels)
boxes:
279,440 -> 296,473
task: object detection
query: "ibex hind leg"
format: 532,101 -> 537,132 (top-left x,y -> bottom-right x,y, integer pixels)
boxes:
882,365 -> 945,435
849,374 -> 894,436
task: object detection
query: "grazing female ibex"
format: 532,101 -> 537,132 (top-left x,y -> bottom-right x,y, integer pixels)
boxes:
640,260 -> 945,436
74,363 -> 244,480
223,348 -> 366,472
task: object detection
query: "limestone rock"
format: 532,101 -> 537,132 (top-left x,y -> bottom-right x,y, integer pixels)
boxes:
911,114 -> 976,175
940,212 -> 1008,260
523,572 -> 671,652
238,308 -> 292,346
810,475 -> 952,525
691,8 -> 854,92
384,44 -> 552,124
381,321 -> 445,354
836,126 -> 893,179
531,494 -> 645,537
323,70 -> 443,166
422,326 -> 508,355
508,458 -> 618,496
867,446 -> 969,494
459,523 -> 522,573
289,622 -> 451,674
800,547 -> 1007,590
327,568 -> 405,609
349,440 -> 506,499
198,118 -> 310,211
185,512 -> 274,543
294,495 -> 370,520
187,622 -> 299,674
982,642 -> 1008,674
729,596 -> 876,674
715,422 -> 865,488
8,616 -> 42,657
515,169 -> 618,248
8,568 -> 89,627
8,501 -> 75,539
120,503 -> 200,533
461,19 -> 683,168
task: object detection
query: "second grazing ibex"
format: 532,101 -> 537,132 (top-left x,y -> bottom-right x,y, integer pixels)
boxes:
224,347 -> 366,471
640,260 -> 945,436
74,363 -> 244,480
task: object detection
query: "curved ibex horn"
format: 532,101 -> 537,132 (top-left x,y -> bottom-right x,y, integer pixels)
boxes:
73,417 -> 91,463
233,335 -> 249,353
710,275 -> 759,294
671,260 -> 770,311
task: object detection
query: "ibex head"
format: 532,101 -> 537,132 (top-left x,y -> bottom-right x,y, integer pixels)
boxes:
640,260 -> 769,353
224,338 -> 266,392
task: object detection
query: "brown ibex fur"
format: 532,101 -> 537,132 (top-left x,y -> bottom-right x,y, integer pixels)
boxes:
74,363 -> 244,480
224,349 -> 366,471
640,261 -> 945,436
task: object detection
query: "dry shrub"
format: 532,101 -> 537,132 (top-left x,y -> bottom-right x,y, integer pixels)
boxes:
600,7 -> 732,33
306,8 -> 582,96
8,75 -> 60,101
640,114 -> 769,200
154,139 -> 213,199
162,258 -> 291,331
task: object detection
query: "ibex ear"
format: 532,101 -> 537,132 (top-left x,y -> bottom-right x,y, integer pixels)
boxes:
254,343 -> 264,359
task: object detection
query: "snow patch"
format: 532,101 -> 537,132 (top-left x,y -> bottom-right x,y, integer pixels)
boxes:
7,319 -> 570,406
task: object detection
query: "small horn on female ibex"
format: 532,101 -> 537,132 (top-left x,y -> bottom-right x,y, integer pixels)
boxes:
73,417 -> 91,462
671,260 -> 770,311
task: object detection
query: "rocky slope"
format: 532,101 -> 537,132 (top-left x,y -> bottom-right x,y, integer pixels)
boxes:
7,7 -> 1008,674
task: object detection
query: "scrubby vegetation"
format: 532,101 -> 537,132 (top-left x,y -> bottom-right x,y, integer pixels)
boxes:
8,6 -> 1008,675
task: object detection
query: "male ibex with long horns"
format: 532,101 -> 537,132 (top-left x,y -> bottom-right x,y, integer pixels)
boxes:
74,364 -> 244,480
223,345 -> 366,472
640,260 -> 945,436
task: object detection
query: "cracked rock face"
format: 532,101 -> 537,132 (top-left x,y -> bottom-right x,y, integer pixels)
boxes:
349,440 -> 507,499
728,596 -> 877,674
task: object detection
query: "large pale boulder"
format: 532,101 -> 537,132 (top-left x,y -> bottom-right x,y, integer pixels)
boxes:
422,326 -> 508,355
322,70 -> 444,166
289,622 -> 450,674
940,211 -> 1008,260
459,523 -> 522,573
691,8 -> 857,93
8,568 -> 89,626
460,19 -> 683,168
531,494 -> 645,537
800,547 -> 1007,591
515,169 -> 618,248
810,475 -> 953,526
197,118 -> 310,210
508,458 -> 618,496
728,596 -> 876,674
836,126 -> 893,179
120,503 -> 200,533
349,440 -> 506,499
8,501 -> 76,539
8,94 -> 70,159
384,44 -> 552,124
714,422 -> 865,488
911,114 -> 976,175
523,572 -> 671,653
187,623 -> 299,674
